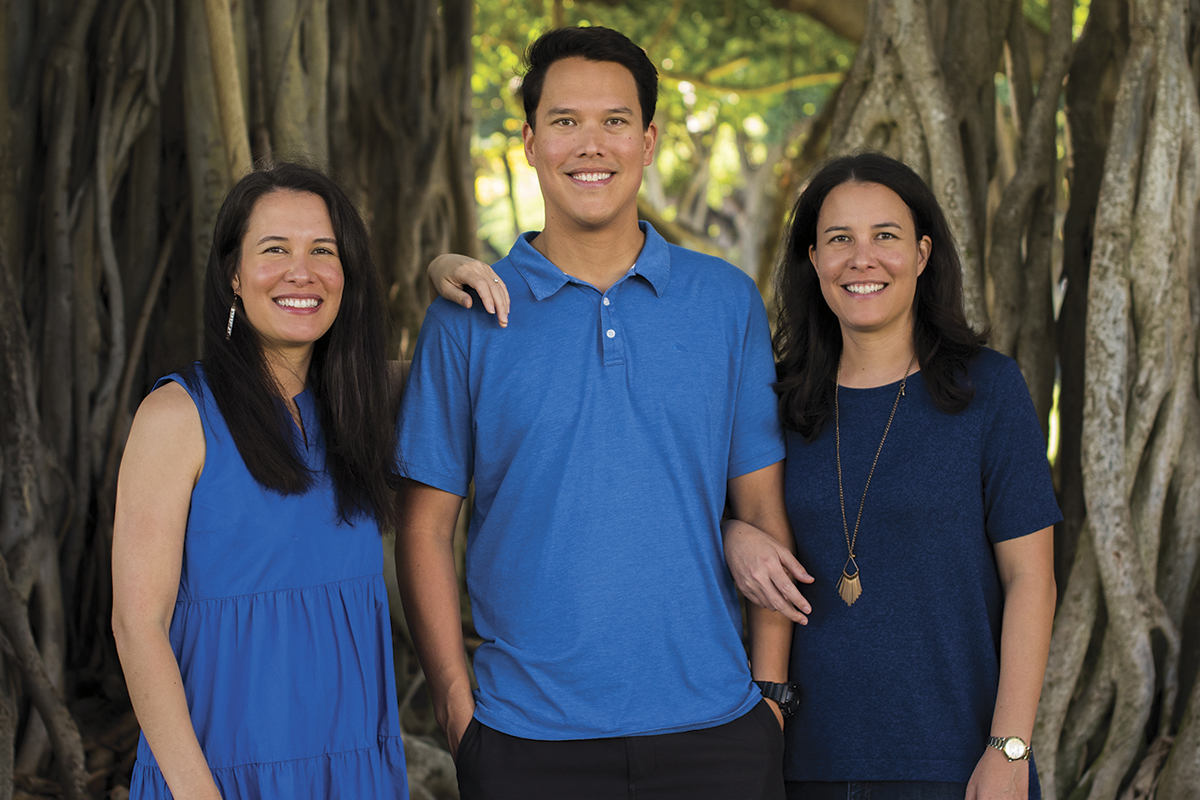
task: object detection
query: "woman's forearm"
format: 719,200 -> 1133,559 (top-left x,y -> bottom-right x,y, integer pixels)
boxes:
112,384 -> 218,797
990,528 -> 1056,743
113,622 -> 222,799
990,576 -> 1056,741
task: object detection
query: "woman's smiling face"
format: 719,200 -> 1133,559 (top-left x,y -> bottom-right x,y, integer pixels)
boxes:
232,189 -> 344,358
808,181 -> 931,342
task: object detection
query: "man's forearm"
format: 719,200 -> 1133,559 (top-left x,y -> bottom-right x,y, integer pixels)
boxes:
727,463 -> 796,683
394,484 -> 475,739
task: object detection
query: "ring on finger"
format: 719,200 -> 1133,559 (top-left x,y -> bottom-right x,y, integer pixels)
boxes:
493,278 -> 500,283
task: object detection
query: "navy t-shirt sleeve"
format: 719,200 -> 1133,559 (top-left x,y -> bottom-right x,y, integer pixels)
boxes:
395,303 -> 473,497
979,356 -> 1062,542
727,286 -> 787,478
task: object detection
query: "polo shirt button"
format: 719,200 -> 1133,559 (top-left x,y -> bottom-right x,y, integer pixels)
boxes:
606,329 -> 616,338
603,297 -> 610,306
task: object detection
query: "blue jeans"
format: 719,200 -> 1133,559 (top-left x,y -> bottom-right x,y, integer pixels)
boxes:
785,782 -> 967,800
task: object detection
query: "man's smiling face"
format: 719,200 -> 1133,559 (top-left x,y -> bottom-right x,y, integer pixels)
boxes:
522,57 -> 657,236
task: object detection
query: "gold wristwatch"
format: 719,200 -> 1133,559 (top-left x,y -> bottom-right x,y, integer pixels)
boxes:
987,736 -> 1032,761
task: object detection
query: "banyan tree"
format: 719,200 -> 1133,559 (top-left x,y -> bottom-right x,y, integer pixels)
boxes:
0,1 -> 1197,798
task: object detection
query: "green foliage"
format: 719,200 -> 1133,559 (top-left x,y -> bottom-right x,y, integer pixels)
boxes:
1023,0 -> 1052,33
471,0 -> 854,256
1024,0 -> 1091,39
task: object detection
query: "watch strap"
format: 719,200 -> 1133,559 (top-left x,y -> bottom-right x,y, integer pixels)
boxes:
754,680 -> 799,718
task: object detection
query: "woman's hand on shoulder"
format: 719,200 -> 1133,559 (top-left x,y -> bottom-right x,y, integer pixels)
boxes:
428,253 -> 510,327
722,518 -> 814,625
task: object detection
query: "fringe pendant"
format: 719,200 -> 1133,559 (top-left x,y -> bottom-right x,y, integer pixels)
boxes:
837,557 -> 862,606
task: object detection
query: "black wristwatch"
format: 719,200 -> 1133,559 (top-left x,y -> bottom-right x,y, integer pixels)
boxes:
755,681 -> 800,718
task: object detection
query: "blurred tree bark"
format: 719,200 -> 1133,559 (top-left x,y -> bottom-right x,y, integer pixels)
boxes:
1,1 -> 1198,799
0,0 -> 472,796
815,1 -> 1200,797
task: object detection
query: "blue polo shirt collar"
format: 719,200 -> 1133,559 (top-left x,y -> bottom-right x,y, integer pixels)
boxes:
510,221 -> 671,300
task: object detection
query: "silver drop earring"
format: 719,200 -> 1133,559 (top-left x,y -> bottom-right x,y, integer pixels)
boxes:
226,298 -> 237,340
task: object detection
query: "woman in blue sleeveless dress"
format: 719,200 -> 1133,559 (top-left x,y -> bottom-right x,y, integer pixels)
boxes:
112,163 -> 409,799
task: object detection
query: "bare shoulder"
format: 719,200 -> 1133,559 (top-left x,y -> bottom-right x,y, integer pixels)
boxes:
114,381 -> 206,609
137,379 -> 198,418
124,380 -> 205,483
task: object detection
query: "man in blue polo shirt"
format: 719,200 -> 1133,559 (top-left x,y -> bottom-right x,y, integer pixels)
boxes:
395,26 -> 797,800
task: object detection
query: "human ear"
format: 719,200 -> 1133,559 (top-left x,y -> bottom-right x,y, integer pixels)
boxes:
916,236 -> 931,276
643,121 -> 658,166
522,122 -> 536,166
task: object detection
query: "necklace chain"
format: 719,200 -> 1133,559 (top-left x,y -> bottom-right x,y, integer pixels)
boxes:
834,353 -> 915,605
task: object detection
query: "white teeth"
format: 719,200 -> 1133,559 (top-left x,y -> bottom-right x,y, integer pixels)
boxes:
573,172 -> 612,182
846,283 -> 885,294
275,297 -> 319,308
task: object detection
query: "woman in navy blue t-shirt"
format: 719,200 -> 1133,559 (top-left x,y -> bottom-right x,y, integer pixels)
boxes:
725,153 -> 1059,800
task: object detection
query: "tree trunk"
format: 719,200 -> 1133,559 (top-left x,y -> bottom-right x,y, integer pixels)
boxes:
820,2 -> 1200,797
184,0 -> 234,353
1036,1 -> 1200,797
1054,0 -> 1123,600
827,0 -> 990,329
2,3 -> 1196,799
260,0 -> 329,165
203,0 -> 253,179
0,2 -> 475,796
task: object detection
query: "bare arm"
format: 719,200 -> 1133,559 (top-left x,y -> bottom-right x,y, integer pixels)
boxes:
726,462 -> 798,728
966,526 -> 1056,800
111,383 -> 222,800
394,480 -> 474,758
427,253 -> 510,327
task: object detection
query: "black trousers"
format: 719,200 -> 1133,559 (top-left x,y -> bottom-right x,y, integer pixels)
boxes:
785,782 -> 969,800
456,700 -> 785,800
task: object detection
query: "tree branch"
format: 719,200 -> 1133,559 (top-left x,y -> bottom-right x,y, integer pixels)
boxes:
987,0 -> 1072,355
771,0 -> 867,43
1034,532 -> 1100,800
889,0 -> 988,328
661,70 -> 844,98
0,550 -> 87,800
203,0 -> 252,179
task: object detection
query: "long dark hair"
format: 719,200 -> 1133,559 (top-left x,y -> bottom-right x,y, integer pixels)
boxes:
188,162 -> 399,529
774,152 -> 986,441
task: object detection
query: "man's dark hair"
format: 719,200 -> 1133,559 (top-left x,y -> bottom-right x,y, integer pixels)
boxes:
521,26 -> 658,129
188,161 -> 400,530
773,152 -> 987,441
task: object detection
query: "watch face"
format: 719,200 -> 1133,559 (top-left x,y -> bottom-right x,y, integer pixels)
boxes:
1003,738 -> 1027,760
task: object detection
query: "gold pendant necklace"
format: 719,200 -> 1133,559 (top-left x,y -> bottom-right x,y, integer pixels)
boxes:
834,354 -> 915,607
